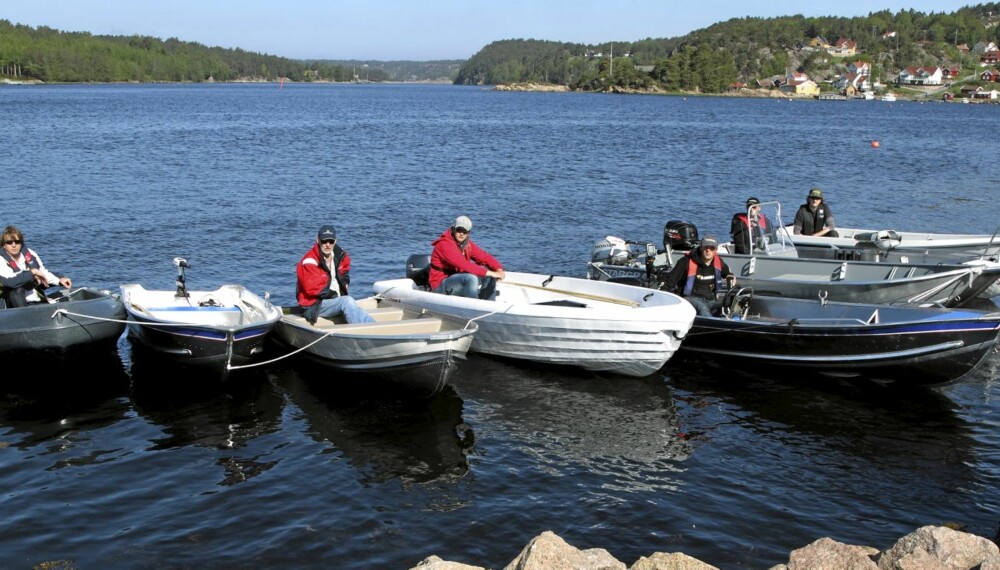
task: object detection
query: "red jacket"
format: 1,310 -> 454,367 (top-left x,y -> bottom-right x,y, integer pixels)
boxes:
296,243 -> 351,307
428,228 -> 502,290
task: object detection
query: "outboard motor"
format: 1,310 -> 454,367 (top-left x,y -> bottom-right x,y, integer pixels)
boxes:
591,236 -> 632,265
664,220 -> 699,251
406,254 -> 432,289
173,257 -> 190,298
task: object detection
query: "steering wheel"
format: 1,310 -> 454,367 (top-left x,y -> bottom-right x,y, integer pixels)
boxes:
721,286 -> 754,319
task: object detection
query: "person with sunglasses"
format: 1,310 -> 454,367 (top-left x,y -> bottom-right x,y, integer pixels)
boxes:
662,235 -> 735,317
731,196 -> 770,254
428,215 -> 505,299
0,225 -> 73,308
793,187 -> 838,237
295,225 -> 374,325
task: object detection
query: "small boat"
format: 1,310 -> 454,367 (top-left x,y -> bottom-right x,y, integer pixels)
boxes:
882,92 -> 897,102
373,262 -> 696,378
0,287 -> 126,360
780,224 -> 1000,257
273,297 -> 477,397
120,258 -> 280,377
676,286 -> 1000,386
587,203 -> 1000,308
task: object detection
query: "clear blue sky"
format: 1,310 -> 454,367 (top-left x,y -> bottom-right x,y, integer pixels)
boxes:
3,1 -> 979,60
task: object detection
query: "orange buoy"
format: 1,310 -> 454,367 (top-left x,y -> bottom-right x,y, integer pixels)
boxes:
871,140 -> 880,149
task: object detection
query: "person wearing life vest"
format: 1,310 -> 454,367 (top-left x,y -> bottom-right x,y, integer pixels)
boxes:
731,196 -> 770,254
295,225 -> 374,325
663,235 -> 735,317
429,215 -> 505,299
0,225 -> 72,309
793,187 -> 838,237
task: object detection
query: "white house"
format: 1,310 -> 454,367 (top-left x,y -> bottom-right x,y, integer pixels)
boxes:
897,66 -> 943,85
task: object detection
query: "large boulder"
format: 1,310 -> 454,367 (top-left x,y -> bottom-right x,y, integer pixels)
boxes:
630,551 -> 719,569
775,537 -> 879,569
878,525 -> 1000,570
410,555 -> 486,570
503,531 -> 626,570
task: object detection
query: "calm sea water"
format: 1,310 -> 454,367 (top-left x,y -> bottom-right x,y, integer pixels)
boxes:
1,83 -> 999,569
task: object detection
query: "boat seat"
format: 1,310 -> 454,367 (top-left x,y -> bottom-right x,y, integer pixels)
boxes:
285,315 -> 443,335
367,307 -> 405,322
146,305 -> 245,325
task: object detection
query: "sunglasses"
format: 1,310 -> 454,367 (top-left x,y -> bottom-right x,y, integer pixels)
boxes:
703,246 -> 717,251
454,228 -> 470,234
809,197 -> 822,201
3,239 -> 21,245
320,239 -> 336,245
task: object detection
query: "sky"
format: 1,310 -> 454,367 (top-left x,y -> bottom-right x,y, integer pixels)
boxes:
2,1 -> 981,61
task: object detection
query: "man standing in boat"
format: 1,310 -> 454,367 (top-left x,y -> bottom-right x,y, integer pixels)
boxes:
429,215 -> 505,299
731,196 -> 770,254
793,188 -> 838,237
296,225 -> 374,325
663,235 -> 735,317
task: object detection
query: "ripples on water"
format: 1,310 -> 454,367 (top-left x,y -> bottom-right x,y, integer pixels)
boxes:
1,84 -> 999,568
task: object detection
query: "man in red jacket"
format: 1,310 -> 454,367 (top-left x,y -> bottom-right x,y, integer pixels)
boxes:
429,215 -> 505,299
296,225 -> 374,325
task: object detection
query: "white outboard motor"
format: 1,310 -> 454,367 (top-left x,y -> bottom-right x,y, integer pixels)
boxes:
591,236 -> 631,265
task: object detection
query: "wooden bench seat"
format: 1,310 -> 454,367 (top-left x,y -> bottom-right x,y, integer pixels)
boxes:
285,315 -> 443,335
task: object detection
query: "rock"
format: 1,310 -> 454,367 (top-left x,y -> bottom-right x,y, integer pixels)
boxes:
781,537 -> 879,569
410,555 -> 486,570
630,551 -> 719,569
878,525 -> 1000,570
503,530 -> 626,570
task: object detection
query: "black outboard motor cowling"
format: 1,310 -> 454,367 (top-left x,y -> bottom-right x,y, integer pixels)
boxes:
406,254 -> 432,288
664,220 -> 699,251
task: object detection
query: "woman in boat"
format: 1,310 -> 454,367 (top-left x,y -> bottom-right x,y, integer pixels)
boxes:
0,225 -> 72,308
731,196 -> 770,254
429,215 -> 505,299
663,235 -> 735,317
793,188 -> 838,237
296,225 -> 374,325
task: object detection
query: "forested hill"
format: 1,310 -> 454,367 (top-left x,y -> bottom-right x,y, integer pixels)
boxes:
0,20 -> 455,83
454,3 -> 1000,93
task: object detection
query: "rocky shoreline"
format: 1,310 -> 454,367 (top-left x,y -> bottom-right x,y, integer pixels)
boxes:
411,525 -> 1000,569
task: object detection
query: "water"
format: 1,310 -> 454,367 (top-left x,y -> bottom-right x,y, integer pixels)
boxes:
1,83 -> 999,568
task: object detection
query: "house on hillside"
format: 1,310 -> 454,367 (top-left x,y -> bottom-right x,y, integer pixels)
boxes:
956,43 -> 970,54
808,37 -> 831,49
834,72 -> 870,93
780,78 -> 820,96
982,69 -> 1000,82
897,66 -> 943,85
942,67 -> 961,80
828,39 -> 857,57
980,52 -> 1000,66
972,41 -> 999,54
755,76 -> 783,89
974,88 -> 999,99
848,61 -> 871,75
961,85 -> 983,98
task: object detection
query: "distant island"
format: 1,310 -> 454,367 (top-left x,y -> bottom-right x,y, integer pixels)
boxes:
3,3 -> 1000,101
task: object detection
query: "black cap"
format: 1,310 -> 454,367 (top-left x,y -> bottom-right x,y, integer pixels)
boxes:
317,225 -> 337,241
746,197 -> 761,207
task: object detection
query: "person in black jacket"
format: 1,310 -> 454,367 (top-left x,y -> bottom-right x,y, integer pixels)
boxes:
664,236 -> 735,316
793,188 -> 838,237
731,196 -> 769,254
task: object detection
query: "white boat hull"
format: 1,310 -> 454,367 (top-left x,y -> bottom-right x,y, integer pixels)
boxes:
373,272 -> 695,377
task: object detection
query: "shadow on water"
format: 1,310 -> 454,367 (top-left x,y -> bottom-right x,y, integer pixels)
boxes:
451,352 -> 693,476
666,355 -> 976,471
0,348 -> 132,447
271,362 -> 472,487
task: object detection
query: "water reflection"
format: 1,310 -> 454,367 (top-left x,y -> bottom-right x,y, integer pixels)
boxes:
451,354 -> 693,492
0,349 -> 131,449
668,361 -> 976,476
274,364 -> 472,488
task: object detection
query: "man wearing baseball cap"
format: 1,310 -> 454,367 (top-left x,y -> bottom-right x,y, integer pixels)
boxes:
296,224 -> 374,325
428,215 -> 505,299
731,196 -> 770,254
793,187 -> 838,237
662,235 -> 735,316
